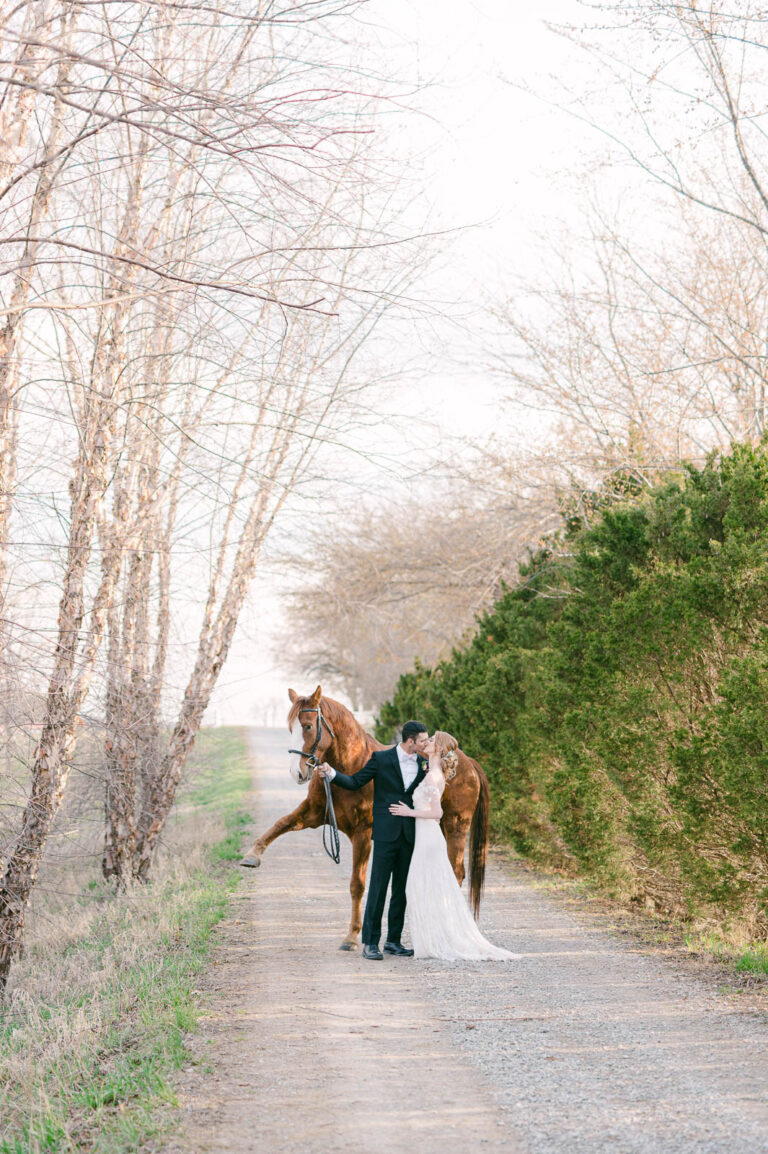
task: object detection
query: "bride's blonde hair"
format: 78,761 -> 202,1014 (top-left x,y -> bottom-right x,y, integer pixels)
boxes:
433,730 -> 459,780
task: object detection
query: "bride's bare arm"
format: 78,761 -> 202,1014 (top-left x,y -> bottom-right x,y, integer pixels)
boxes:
389,798 -> 442,820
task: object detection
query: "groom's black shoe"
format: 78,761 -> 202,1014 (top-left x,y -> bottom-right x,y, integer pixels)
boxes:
383,941 -> 414,957
362,943 -> 383,960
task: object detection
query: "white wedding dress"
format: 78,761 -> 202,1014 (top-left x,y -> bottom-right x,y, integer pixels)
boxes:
405,770 -> 520,961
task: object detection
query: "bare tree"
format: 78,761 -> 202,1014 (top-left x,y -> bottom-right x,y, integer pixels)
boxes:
490,2 -> 768,501
280,468 -> 559,710
563,2 -> 768,239
0,2 -> 83,672
0,0 -> 413,985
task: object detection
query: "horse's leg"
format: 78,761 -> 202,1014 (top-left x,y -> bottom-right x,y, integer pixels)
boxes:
442,814 -> 471,886
339,825 -> 372,951
240,798 -> 318,867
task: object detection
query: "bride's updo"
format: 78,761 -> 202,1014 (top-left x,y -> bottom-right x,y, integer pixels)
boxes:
433,730 -> 459,780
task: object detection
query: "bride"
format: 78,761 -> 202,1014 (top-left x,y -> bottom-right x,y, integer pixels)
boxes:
389,731 -> 520,961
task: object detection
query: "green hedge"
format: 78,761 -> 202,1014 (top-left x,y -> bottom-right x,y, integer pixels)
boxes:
377,444 -> 768,933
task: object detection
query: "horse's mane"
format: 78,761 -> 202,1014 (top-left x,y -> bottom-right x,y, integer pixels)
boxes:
287,693 -> 379,749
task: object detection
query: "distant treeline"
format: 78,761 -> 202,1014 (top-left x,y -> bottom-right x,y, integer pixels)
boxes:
376,444 -> 768,934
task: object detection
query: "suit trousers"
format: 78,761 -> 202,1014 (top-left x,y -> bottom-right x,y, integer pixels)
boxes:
362,830 -> 414,947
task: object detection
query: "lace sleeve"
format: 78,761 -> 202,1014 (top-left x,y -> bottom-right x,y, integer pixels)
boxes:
426,769 -> 445,796
420,782 -> 443,818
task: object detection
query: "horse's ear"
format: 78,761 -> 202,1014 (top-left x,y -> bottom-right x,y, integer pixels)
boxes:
288,688 -> 298,703
309,684 -> 322,706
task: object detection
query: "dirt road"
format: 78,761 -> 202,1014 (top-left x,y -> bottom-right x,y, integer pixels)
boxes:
163,728 -> 768,1154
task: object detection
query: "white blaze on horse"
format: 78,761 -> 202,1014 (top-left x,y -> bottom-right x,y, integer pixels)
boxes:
241,686 -> 491,952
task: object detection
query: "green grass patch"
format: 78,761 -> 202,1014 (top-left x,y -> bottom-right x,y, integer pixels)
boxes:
684,927 -> 768,976
735,945 -> 768,974
684,928 -> 734,962
0,726 -> 253,1154
188,728 -> 253,862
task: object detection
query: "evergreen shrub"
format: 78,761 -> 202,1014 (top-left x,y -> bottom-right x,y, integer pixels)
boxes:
376,445 -> 768,933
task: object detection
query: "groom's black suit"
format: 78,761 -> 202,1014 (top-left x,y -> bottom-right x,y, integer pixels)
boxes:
331,745 -> 426,947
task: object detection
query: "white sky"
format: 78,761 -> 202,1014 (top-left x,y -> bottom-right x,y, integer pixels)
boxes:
206,0 -> 605,725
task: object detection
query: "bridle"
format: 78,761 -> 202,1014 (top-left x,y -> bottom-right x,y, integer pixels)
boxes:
288,704 -> 341,864
288,705 -> 336,781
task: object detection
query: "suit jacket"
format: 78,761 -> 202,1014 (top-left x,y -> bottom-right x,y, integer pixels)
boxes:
332,745 -> 427,842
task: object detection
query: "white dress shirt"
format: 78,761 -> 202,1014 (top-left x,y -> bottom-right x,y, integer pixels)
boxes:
396,743 -> 419,789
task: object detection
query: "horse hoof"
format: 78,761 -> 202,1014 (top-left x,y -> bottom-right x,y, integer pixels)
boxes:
239,855 -> 261,868
339,940 -> 358,952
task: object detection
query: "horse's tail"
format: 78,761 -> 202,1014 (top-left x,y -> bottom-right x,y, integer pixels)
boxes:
468,758 -> 490,919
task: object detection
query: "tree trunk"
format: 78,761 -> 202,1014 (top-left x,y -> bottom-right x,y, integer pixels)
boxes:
0,415 -> 117,989
0,17 -> 76,667
133,491 -> 274,879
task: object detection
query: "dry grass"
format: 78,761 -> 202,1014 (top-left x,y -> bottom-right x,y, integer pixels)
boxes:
0,726 -> 252,1154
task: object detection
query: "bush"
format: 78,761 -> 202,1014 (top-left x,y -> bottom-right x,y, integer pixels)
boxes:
377,444 -> 768,934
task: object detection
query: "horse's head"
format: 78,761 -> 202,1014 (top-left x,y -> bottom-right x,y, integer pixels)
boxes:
287,685 -> 336,784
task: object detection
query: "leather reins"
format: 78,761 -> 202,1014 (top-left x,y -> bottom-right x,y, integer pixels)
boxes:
288,704 -> 341,864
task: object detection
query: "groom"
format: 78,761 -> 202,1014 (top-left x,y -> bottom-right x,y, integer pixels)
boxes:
318,721 -> 429,960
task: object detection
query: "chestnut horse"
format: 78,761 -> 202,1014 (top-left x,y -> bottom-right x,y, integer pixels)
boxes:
240,685 -> 490,951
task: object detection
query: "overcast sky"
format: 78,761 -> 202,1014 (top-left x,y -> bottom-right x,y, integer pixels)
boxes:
206,0 -> 603,725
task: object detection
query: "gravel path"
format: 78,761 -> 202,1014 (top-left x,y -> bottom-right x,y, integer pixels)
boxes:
163,729 -> 512,1153
164,728 -> 768,1153
425,867 -> 768,1152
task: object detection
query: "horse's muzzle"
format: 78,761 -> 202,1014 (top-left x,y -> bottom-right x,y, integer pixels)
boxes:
289,750 -> 320,784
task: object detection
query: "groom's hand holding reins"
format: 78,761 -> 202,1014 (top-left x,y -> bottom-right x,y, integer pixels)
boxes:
316,765 -> 334,779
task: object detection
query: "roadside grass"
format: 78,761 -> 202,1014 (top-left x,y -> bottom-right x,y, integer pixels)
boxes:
187,728 -> 253,862
682,929 -> 768,977
0,726 -> 253,1154
499,847 -> 768,986
735,945 -> 768,975
683,928 -> 735,963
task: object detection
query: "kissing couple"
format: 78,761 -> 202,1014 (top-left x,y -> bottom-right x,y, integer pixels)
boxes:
319,721 -> 518,962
